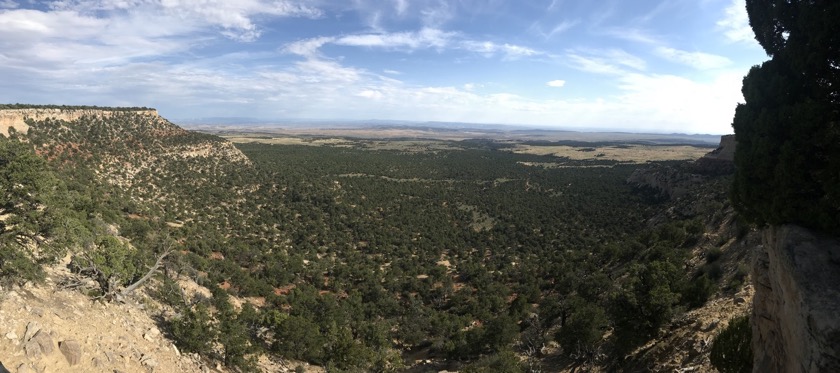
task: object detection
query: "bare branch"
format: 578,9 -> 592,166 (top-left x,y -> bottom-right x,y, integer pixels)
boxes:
120,248 -> 172,297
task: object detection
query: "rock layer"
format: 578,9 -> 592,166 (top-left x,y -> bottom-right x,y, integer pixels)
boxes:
0,108 -> 158,136
752,225 -> 840,372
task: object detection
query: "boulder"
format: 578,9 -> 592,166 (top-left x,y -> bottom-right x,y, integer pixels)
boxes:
31,331 -> 54,355
59,340 -> 82,366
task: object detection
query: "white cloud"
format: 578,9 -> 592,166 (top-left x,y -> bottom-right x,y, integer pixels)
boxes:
393,0 -> 408,16
0,0 -> 18,9
335,28 -> 453,50
283,36 -> 334,57
461,41 -> 540,59
357,89 -> 384,99
530,19 -> 578,39
45,0 -> 322,42
655,47 -> 732,70
602,27 -> 661,45
566,49 -> 646,75
420,1 -> 454,27
286,28 -> 541,61
546,80 -> 566,87
717,0 -> 755,44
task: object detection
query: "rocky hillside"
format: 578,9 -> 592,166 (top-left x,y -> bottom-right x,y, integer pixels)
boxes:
6,107 -> 252,224
0,260 -> 208,373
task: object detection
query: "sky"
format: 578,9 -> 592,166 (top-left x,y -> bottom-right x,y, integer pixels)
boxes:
0,0 -> 769,134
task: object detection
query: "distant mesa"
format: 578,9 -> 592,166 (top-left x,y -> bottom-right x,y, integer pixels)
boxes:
627,135 -> 735,199
693,134 -> 735,175
0,105 -> 159,137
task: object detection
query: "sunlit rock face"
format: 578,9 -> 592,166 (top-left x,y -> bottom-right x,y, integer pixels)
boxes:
0,108 -> 159,137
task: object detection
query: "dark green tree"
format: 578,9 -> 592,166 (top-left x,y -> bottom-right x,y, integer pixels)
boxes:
0,138 -> 67,282
733,0 -> 840,234
169,303 -> 216,355
710,315 -> 753,373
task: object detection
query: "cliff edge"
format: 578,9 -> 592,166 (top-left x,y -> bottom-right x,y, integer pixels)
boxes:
0,108 -> 159,137
752,225 -> 840,372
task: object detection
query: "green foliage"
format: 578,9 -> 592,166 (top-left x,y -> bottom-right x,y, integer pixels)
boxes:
265,313 -> 325,363
733,1 -> 840,235
556,300 -> 607,357
68,234 -> 154,297
0,137 -> 72,283
683,273 -> 716,309
706,247 -> 723,263
461,350 -> 523,373
610,260 -> 684,351
710,315 -> 753,373
169,304 -> 216,355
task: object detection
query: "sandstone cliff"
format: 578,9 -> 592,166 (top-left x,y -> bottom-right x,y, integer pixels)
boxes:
626,135 -> 734,199
0,108 -> 158,137
752,225 -> 840,372
694,134 -> 735,175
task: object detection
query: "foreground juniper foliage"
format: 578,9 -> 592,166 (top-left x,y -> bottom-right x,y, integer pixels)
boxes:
732,0 -> 840,235
0,112 -> 734,371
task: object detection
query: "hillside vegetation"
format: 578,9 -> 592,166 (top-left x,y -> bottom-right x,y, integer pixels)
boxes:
0,109 -> 747,372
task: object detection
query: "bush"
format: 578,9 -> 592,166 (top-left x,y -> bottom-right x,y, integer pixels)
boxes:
706,247 -> 723,263
169,304 -> 216,355
556,301 -> 607,357
710,315 -> 753,373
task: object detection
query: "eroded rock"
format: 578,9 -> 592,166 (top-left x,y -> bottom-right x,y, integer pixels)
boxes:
752,225 -> 840,372
59,340 -> 82,366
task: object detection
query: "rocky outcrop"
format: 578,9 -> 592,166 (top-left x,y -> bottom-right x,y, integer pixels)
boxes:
752,225 -> 840,372
627,135 -> 735,199
0,108 -> 159,137
694,134 -> 735,175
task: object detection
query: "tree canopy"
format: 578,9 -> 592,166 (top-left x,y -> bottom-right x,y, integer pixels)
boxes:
733,0 -> 840,235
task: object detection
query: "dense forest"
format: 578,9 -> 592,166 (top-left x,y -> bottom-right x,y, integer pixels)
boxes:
0,111 -> 742,372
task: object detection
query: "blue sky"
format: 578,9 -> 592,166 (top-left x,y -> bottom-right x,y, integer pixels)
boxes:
0,0 -> 767,134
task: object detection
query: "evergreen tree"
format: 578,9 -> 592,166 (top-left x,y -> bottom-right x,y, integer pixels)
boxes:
733,0 -> 840,234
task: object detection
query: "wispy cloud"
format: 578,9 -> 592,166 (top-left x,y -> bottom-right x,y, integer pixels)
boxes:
334,28 -> 453,51
602,26 -> 661,45
655,47 -> 732,70
284,28 -> 542,61
47,0 -> 322,42
530,19 -> 579,39
420,1 -> 454,27
546,80 -> 566,87
717,0 -> 754,44
283,37 -> 335,58
461,40 -> 541,59
566,48 -> 646,75
393,0 -> 408,16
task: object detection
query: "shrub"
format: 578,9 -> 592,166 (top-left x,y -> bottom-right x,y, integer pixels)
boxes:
710,315 -> 753,373
169,304 -> 216,355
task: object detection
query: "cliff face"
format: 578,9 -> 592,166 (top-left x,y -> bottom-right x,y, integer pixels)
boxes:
0,108 -> 159,136
752,225 -> 840,372
694,134 -> 735,175
626,135 -> 734,199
